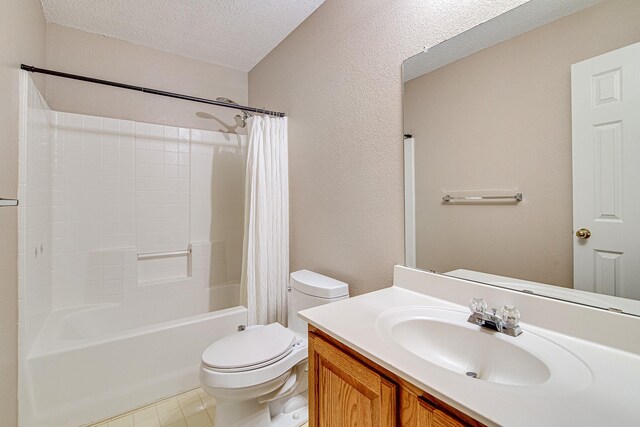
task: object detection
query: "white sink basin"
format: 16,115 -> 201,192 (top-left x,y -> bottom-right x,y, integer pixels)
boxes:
376,307 -> 592,390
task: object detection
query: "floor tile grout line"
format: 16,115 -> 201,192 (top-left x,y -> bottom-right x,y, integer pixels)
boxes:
175,393 -> 188,427
204,403 -> 215,425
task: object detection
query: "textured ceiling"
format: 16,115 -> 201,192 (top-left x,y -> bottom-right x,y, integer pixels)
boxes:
40,0 -> 325,71
403,0 -> 601,82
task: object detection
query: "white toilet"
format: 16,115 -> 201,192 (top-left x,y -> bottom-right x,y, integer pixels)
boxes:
200,270 -> 349,427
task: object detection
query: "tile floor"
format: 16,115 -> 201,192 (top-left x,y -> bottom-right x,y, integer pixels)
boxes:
89,388 -> 214,427
88,388 -> 310,427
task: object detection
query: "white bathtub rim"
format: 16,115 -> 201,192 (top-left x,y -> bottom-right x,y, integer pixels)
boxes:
30,305 -> 248,358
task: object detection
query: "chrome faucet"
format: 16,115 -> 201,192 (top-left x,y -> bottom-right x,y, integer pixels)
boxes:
467,298 -> 522,337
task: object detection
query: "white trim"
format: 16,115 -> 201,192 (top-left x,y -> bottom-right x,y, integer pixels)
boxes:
403,137 -> 416,268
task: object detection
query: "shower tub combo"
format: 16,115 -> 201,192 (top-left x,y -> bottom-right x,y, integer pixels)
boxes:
18,71 -> 250,427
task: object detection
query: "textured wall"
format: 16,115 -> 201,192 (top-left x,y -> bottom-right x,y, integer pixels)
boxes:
0,1 -> 46,424
249,0 -> 528,296
405,0 -> 640,288
45,24 -> 248,133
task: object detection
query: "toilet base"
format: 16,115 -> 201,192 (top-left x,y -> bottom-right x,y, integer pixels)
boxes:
214,392 -> 308,427
271,392 -> 308,427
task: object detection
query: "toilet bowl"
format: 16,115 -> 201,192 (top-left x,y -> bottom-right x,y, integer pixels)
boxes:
200,270 -> 349,427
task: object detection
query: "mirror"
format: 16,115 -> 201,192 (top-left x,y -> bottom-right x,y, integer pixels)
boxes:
402,0 -> 640,316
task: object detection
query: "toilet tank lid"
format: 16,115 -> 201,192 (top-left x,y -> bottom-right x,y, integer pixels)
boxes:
290,270 -> 349,299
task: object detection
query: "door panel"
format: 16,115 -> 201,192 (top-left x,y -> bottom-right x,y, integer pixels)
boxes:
572,41 -> 640,300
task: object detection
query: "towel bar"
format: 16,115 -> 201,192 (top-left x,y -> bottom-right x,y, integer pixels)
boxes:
137,248 -> 192,260
442,193 -> 523,203
0,198 -> 19,207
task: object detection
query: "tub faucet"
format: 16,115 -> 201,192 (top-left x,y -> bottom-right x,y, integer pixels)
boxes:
467,298 -> 522,337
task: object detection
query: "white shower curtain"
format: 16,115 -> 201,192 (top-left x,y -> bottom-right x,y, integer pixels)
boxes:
240,115 -> 289,326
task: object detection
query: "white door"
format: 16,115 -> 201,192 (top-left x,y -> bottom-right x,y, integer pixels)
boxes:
572,41 -> 640,300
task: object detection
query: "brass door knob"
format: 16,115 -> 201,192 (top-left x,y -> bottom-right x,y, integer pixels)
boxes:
576,228 -> 591,239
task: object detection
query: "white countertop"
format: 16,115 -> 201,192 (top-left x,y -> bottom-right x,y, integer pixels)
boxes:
298,268 -> 640,427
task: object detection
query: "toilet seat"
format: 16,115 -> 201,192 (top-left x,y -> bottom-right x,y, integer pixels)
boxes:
200,326 -> 308,390
202,323 -> 297,373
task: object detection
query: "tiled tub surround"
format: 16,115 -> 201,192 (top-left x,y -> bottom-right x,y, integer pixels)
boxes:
18,72 -> 53,358
49,112 -> 246,307
18,73 -> 248,427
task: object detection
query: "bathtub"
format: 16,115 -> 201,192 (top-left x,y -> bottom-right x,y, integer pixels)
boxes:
22,288 -> 247,427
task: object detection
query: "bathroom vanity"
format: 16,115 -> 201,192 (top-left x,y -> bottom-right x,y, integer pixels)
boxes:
299,266 -> 640,426
308,326 -> 479,426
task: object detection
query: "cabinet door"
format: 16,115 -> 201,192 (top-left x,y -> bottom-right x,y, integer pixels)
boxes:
401,388 -> 467,427
419,398 -> 467,427
309,333 -> 396,427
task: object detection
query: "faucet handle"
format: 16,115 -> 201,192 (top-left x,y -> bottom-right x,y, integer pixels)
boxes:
500,305 -> 520,327
469,297 -> 488,314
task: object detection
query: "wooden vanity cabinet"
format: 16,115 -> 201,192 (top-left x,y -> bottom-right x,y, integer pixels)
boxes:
308,327 -> 484,427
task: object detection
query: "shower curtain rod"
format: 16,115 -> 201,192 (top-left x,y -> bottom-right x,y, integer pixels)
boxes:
21,64 -> 286,117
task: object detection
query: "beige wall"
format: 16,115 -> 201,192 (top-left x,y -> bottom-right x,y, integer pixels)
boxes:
404,0 -> 640,288
0,1 -> 46,424
248,0 -> 529,295
45,24 -> 248,132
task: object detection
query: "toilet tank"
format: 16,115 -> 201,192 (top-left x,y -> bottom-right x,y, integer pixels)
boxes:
287,270 -> 349,336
